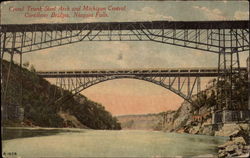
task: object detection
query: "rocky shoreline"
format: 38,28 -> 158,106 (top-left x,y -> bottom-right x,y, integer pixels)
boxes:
218,137 -> 250,157
159,100 -> 250,157
183,121 -> 250,157
216,124 -> 250,158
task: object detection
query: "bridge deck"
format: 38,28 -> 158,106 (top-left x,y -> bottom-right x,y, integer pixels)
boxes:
37,67 -> 247,78
1,20 -> 249,32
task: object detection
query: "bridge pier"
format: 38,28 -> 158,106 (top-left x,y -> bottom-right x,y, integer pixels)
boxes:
213,47 -> 249,127
213,110 -> 250,124
248,57 -> 250,111
217,47 -> 240,109
1,31 -> 24,122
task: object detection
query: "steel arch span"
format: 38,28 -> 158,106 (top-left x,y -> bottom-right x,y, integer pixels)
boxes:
37,67 -> 247,105
47,75 -> 202,105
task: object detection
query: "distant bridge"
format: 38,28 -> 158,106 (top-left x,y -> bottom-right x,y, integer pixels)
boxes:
37,67 -> 247,103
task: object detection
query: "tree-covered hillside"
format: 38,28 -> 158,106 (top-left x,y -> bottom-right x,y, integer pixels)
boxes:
2,60 -> 121,130
192,72 -> 248,111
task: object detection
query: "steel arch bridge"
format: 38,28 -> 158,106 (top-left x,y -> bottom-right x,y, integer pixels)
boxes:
51,76 -> 200,104
37,67 -> 247,104
1,20 -> 249,110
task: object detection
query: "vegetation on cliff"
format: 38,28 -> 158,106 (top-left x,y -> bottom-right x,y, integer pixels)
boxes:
2,60 -> 121,130
157,71 -> 249,134
192,73 -> 248,111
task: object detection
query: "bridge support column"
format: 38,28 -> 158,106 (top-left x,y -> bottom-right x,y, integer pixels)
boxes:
2,32 -> 17,120
1,32 -> 24,121
216,47 -> 242,123
248,56 -> 250,110
1,33 -> 7,122
19,52 -> 23,113
211,107 -> 215,124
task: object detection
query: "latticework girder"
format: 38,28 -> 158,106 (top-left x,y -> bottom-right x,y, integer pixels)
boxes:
0,20 -> 249,54
1,20 -> 249,113
48,75 -> 201,104
38,67 -> 247,105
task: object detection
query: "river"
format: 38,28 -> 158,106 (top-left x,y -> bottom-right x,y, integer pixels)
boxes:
2,127 -> 228,157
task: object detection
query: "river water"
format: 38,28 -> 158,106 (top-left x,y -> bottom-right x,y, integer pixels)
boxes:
2,127 -> 228,157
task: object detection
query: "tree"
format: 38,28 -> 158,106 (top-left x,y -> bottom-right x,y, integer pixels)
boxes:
23,62 -> 30,68
30,65 -> 36,72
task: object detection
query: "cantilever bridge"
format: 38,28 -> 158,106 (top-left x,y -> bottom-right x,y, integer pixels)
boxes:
1,20 -> 249,53
1,20 -> 249,114
37,67 -> 247,103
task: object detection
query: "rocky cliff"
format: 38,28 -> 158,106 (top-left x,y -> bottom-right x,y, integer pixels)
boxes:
161,99 -> 214,136
217,124 -> 250,157
161,71 -> 248,136
159,74 -> 250,157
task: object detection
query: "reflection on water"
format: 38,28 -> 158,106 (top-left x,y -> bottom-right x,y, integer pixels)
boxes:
2,128 -> 81,140
2,128 -> 228,157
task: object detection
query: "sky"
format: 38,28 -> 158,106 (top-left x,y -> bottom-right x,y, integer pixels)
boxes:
1,0 -> 249,115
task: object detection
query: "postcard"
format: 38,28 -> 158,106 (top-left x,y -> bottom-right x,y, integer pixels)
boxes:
1,0 -> 250,158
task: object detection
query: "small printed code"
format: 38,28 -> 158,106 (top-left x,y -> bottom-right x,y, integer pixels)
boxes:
2,152 -> 17,157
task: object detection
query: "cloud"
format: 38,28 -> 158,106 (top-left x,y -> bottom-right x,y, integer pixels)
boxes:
234,11 -> 249,20
127,7 -> 174,21
84,17 -> 100,22
93,42 -> 132,68
102,41 -> 131,52
75,6 -> 174,23
79,15 -> 106,23
117,53 -> 123,60
192,5 -> 226,20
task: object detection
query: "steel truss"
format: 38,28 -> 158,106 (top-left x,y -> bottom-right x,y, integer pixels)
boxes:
50,75 -> 201,104
1,21 -> 249,54
0,20 -> 249,111
38,67 -> 247,105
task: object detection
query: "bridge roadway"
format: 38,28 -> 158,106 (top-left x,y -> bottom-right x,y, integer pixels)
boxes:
1,20 -> 248,32
37,67 -> 247,78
